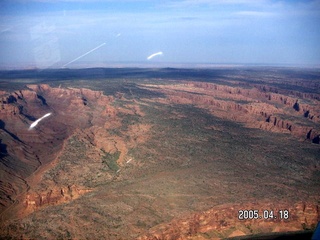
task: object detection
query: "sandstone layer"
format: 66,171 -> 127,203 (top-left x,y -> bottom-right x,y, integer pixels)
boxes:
0,84 -> 146,220
139,81 -> 320,143
138,202 -> 319,239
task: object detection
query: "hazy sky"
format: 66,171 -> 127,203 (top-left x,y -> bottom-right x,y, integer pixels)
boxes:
0,0 -> 319,68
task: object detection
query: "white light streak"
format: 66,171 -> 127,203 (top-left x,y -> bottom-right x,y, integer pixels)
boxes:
28,113 -> 52,130
62,43 -> 106,67
147,51 -> 163,60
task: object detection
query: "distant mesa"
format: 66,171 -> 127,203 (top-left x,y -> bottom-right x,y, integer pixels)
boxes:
142,81 -> 320,144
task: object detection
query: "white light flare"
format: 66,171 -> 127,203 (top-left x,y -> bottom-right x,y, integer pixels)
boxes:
62,42 -> 106,68
28,112 -> 52,130
147,51 -> 163,60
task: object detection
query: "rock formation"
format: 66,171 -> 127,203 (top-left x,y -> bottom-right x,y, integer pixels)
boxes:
138,202 -> 320,240
0,84 -> 147,219
140,81 -> 320,143
0,71 -> 319,239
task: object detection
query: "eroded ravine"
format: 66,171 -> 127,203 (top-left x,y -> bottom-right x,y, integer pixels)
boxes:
0,84 -> 147,220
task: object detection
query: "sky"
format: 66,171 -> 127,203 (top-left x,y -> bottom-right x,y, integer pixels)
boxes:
0,0 -> 319,69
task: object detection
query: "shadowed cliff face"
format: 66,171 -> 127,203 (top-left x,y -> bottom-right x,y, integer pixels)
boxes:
139,81 -> 320,143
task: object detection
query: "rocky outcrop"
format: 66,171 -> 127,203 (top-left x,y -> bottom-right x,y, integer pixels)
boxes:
176,82 -> 320,122
256,84 -> 320,101
24,185 -> 91,213
0,84 -> 150,220
0,84 -> 116,218
0,95 -> 19,116
141,81 -> 320,143
138,202 -> 320,240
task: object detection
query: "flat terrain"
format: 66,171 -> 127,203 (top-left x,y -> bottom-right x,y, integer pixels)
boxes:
0,67 -> 319,239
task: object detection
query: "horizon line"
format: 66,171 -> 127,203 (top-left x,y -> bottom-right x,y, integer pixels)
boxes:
0,62 -> 320,71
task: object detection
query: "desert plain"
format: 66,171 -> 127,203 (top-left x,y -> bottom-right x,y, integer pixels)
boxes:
0,67 -> 319,239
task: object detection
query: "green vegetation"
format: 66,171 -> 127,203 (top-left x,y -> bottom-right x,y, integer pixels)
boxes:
119,113 -> 140,131
101,150 -> 120,172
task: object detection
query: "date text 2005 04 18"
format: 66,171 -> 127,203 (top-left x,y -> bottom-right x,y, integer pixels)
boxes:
238,209 -> 289,220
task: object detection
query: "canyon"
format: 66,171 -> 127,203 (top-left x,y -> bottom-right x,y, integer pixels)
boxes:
0,67 -> 319,239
